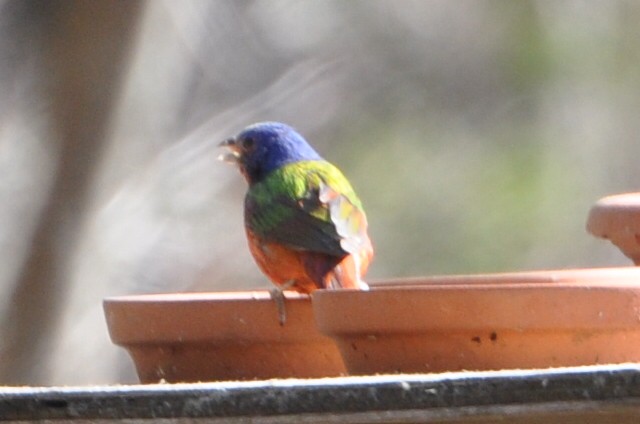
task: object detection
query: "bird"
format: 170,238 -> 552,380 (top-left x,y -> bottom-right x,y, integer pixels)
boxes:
220,122 -> 373,323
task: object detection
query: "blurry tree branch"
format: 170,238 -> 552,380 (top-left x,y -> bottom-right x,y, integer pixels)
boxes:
0,0 -> 145,384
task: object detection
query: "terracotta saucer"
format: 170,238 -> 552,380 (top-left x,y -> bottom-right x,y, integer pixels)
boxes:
312,267 -> 640,375
104,291 -> 346,383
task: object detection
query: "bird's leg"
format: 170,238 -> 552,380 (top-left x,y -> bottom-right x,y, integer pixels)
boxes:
269,287 -> 286,326
269,280 -> 295,326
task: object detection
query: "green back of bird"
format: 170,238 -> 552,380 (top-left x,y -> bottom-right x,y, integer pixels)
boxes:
244,160 -> 365,256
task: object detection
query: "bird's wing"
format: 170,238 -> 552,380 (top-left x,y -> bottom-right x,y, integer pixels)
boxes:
245,164 -> 369,258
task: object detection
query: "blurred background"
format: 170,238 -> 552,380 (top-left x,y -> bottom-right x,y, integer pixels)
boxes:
1,0 -> 638,385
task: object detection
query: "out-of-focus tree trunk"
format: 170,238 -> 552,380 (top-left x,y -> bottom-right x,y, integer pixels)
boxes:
0,0 -> 145,385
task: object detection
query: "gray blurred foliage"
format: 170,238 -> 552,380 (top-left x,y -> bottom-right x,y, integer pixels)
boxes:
0,0 -> 638,385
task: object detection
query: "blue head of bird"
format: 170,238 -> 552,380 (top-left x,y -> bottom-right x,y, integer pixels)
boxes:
220,122 -> 322,184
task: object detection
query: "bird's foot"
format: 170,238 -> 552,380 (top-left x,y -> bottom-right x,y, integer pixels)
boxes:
269,285 -> 288,326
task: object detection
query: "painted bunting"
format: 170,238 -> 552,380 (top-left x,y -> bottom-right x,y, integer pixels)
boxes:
220,122 -> 373,322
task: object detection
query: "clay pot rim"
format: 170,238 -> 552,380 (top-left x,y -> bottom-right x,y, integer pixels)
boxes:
586,193 -> 640,265
103,267 -> 640,304
313,290 -> 640,333
103,290 -> 321,346
587,192 -> 640,236
313,267 -> 640,334
104,290 -> 308,304
368,266 -> 640,287
590,192 -> 640,207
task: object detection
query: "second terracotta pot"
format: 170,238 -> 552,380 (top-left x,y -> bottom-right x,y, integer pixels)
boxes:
587,192 -> 640,264
313,268 -> 640,375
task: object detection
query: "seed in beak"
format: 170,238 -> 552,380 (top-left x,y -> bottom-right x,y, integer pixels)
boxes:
218,151 -> 241,163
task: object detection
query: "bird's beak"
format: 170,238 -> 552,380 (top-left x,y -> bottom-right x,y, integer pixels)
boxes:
218,137 -> 241,164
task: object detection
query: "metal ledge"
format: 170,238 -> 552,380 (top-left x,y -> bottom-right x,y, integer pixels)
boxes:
2,365 -> 640,423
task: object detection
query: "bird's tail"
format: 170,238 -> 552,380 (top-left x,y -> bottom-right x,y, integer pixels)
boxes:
323,247 -> 372,291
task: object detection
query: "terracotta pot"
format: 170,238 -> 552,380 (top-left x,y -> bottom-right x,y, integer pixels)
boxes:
587,192 -> 640,264
104,291 -> 346,383
312,267 -> 640,375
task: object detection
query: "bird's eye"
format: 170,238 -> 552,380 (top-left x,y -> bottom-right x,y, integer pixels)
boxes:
242,137 -> 255,150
